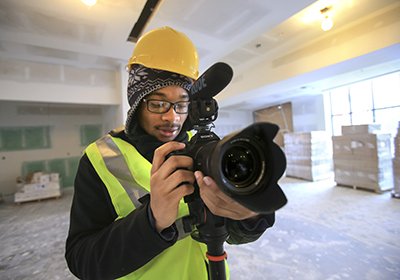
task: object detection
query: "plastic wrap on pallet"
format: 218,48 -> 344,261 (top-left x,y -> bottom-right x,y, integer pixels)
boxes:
284,131 -> 333,181
333,125 -> 394,193
341,124 -> 381,135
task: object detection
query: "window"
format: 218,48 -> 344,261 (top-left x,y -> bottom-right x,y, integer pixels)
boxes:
349,80 -> 373,125
372,72 -> 400,109
328,71 -> 400,136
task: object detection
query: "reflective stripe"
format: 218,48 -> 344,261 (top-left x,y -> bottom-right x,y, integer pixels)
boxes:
176,218 -> 191,240
96,135 -> 147,209
91,132 -> 193,240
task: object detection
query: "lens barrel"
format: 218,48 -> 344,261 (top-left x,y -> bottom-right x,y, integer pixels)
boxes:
220,141 -> 264,194
188,122 -> 287,213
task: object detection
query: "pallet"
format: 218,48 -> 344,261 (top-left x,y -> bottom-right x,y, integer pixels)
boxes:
391,191 -> 400,199
15,194 -> 61,205
286,174 -> 334,182
336,184 -> 392,194
14,189 -> 62,204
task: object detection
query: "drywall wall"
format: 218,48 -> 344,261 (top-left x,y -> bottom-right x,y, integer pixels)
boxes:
213,109 -> 253,138
0,101 -> 118,195
0,59 -> 120,105
291,94 -> 326,132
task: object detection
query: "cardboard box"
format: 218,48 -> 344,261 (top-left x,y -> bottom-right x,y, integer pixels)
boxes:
393,158 -> 400,193
286,156 -> 332,167
341,124 -> 381,135
333,157 -> 392,171
14,188 -> 61,203
285,142 -> 331,158
50,173 -> 60,182
40,174 -> 50,184
14,181 -> 61,203
31,172 -> 43,183
284,131 -> 333,181
334,167 -> 393,192
333,131 -> 394,193
287,163 -> 333,181
284,131 -> 331,144
332,133 -> 392,159
394,137 -> 400,157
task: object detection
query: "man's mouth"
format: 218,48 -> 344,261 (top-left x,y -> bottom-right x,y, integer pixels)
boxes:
156,125 -> 180,137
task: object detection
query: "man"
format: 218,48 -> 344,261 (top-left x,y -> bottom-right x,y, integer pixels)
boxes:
65,26 -> 275,280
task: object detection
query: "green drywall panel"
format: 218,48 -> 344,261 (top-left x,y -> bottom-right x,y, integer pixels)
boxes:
22,160 -> 46,178
1,128 -> 23,151
21,157 -> 81,188
48,159 -> 67,187
65,157 -> 80,187
24,127 -> 39,149
25,127 -> 50,149
81,125 -> 101,146
0,126 -> 51,151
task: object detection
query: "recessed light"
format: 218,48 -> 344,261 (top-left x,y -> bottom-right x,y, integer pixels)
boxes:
81,0 -> 97,7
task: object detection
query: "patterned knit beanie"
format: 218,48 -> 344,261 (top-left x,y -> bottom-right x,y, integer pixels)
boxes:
125,64 -> 194,137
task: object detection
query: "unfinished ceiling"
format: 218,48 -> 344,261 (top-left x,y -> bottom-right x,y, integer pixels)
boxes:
0,0 -> 399,110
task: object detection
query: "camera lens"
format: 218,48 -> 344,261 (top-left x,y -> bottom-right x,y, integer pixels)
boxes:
221,144 -> 259,188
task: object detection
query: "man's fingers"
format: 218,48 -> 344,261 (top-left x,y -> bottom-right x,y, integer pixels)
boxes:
195,170 -> 258,220
152,156 -> 194,185
158,169 -> 195,193
151,142 -> 185,173
169,169 -> 196,186
172,184 -> 195,201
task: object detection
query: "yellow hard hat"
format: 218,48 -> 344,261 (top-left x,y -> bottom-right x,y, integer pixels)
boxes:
127,26 -> 199,80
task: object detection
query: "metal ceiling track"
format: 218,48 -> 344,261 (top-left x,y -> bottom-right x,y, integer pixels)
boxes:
127,0 -> 163,43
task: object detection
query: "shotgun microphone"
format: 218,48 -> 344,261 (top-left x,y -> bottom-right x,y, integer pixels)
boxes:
190,62 -> 233,100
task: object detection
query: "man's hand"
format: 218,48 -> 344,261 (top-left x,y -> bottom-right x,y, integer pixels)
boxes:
195,171 -> 258,220
150,142 -> 195,233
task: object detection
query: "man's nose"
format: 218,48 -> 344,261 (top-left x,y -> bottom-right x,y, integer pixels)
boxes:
161,106 -> 180,122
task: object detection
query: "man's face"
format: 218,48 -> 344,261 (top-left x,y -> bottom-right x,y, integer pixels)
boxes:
138,85 -> 189,142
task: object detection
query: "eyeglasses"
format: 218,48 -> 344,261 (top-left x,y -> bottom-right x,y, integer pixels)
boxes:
142,99 -> 190,114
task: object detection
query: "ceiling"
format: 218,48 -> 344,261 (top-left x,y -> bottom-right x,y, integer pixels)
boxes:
0,0 -> 399,111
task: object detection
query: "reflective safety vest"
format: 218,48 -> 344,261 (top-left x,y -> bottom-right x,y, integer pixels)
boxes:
85,132 -> 210,279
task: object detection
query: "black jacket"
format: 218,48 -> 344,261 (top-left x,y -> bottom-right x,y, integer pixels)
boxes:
65,129 -> 275,279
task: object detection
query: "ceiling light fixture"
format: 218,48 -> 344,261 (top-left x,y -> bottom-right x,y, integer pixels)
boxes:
81,0 -> 97,7
320,6 -> 334,31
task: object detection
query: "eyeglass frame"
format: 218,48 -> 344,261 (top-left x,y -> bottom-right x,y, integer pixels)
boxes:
142,98 -> 191,114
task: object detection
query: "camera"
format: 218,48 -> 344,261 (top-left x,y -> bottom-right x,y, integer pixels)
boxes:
171,62 -> 287,280
175,62 -> 287,215
178,121 -> 287,214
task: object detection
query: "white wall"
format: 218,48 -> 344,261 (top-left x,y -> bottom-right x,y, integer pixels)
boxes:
0,60 -> 128,195
291,94 -> 327,132
0,59 -> 121,105
0,101 -> 120,195
213,109 -> 253,138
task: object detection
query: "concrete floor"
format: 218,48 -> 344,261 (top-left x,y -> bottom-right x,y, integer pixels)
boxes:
0,177 -> 399,280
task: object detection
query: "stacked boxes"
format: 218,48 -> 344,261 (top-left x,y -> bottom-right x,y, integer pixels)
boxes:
392,122 -> 400,198
14,172 -> 61,203
284,131 -> 333,181
332,124 -> 393,193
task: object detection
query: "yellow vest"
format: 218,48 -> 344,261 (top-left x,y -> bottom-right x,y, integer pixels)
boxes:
85,132 -> 211,279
